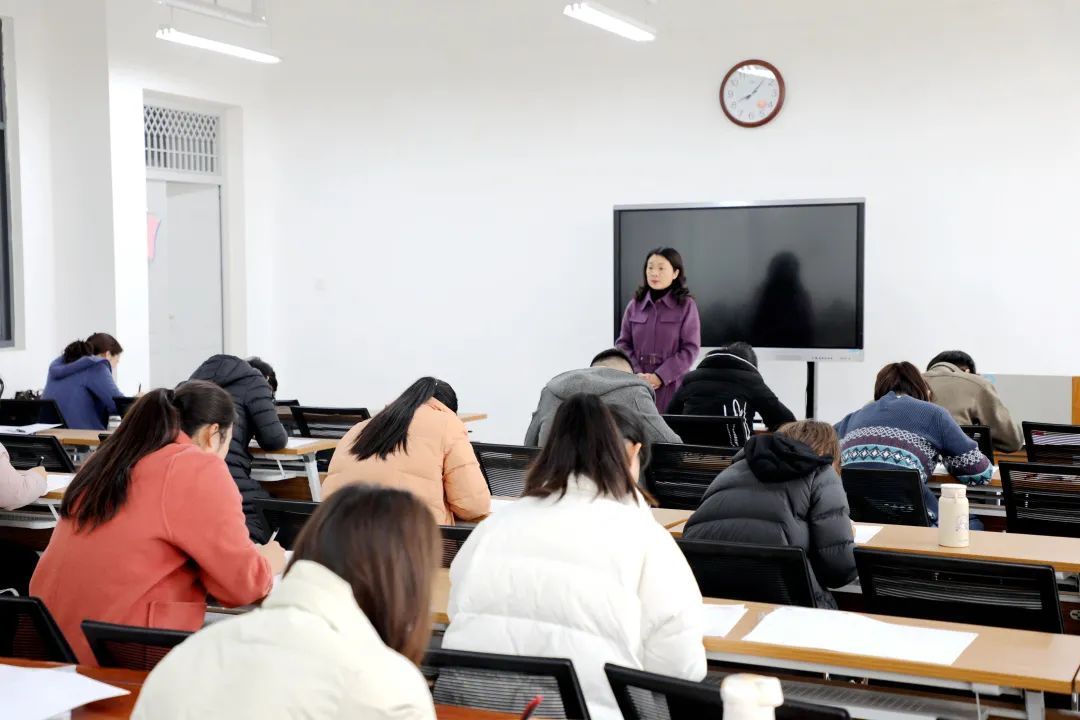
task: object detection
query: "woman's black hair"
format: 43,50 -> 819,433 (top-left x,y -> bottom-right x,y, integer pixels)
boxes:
608,404 -> 652,473
62,333 -> 123,364
247,356 -> 278,394
927,351 -> 976,374
350,377 -> 458,461
632,247 -> 691,304
60,380 -> 235,532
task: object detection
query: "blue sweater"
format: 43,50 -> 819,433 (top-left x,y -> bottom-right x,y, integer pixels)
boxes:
42,356 -> 122,430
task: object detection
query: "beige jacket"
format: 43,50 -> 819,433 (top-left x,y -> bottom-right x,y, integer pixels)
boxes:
0,445 -> 46,510
924,362 -> 1023,453
132,560 -> 436,720
322,399 -> 491,524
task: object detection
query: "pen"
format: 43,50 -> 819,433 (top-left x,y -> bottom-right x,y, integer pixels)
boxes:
36,456 -> 45,468
268,529 -> 279,544
520,696 -> 543,720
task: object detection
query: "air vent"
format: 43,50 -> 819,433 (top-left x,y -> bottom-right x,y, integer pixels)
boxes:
143,105 -> 221,175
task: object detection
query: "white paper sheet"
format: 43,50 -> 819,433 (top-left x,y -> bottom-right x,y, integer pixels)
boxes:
853,524 -> 883,544
701,604 -> 746,638
0,663 -> 129,719
45,475 -> 73,494
0,424 -> 61,435
271,550 -> 295,591
934,463 -> 999,480
743,606 -> 976,666
250,437 -> 322,450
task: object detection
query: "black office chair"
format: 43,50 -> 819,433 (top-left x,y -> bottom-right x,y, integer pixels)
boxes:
0,399 -> 67,428
112,397 -> 137,419
425,648 -> 590,719
1023,421 -> 1080,465
854,548 -> 1063,633
439,525 -> 474,568
0,596 -> 78,662
999,461 -> 1080,538
290,405 -> 370,439
0,433 -> 76,473
605,664 -> 850,720
840,467 -> 930,526
676,539 -> 817,607
82,620 -> 192,671
254,498 -> 318,550
959,424 -> 994,462
472,443 -> 541,497
662,414 -> 748,448
275,400 -> 301,435
645,444 -> 738,510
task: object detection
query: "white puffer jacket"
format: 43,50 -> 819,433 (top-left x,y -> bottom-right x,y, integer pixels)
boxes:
442,476 -> 706,720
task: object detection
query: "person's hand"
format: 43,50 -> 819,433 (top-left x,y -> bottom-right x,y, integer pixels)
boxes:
29,466 -> 47,481
638,373 -> 663,390
257,540 -> 287,575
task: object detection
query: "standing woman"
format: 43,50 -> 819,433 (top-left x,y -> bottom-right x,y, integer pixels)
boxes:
616,248 -> 701,413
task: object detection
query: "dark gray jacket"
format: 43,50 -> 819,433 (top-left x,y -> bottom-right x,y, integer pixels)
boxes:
524,368 -> 681,447
682,434 -> 856,608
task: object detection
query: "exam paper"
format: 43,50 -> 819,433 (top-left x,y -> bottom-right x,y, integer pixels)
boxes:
701,604 -> 746,637
0,424 -> 61,435
45,475 -> 73,494
853,524 -> 883,544
0,663 -> 129,720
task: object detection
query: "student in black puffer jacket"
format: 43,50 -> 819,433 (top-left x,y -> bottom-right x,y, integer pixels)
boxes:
682,420 -> 856,608
190,354 -> 288,542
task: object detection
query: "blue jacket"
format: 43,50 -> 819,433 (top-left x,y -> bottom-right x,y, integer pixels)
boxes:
42,356 -> 122,430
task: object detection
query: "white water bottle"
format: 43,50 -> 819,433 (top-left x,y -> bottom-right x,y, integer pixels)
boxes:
938,484 -> 970,548
721,674 -> 783,720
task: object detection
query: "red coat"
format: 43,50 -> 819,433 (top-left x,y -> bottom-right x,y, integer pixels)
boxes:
30,435 -> 272,664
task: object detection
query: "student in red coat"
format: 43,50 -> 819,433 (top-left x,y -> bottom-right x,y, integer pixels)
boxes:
30,381 -> 286,664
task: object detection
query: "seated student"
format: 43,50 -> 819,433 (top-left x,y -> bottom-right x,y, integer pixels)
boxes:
682,421 -> 855,609
132,485 -> 438,720
524,349 -> 681,446
835,362 -> 993,528
0,443 -> 48,595
42,333 -> 124,430
668,342 -> 795,436
190,354 -> 288,542
30,382 -> 285,664
923,350 -> 1023,453
442,394 -> 705,720
323,377 -> 490,523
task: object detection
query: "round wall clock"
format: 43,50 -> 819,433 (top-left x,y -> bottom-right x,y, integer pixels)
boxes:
720,59 -> 785,127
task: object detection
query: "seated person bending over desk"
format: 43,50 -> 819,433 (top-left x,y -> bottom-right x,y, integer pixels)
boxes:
30,383 -> 285,665
923,350 -> 1023,453
322,377 -> 490,524
836,362 -> 993,529
442,394 -> 705,720
0,442 -> 48,595
42,333 -> 124,430
133,486 -> 438,720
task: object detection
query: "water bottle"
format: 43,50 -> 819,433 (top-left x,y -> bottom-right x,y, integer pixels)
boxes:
938,484 -> 970,547
721,674 -> 783,720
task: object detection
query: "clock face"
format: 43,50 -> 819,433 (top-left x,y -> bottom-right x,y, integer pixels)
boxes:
720,60 -> 785,127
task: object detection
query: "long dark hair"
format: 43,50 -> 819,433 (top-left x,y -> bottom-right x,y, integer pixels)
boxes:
633,247 -> 691,303
524,393 -> 641,502
61,381 -> 235,532
289,485 -> 438,665
62,333 -> 123,364
351,377 -> 458,461
874,362 -> 932,402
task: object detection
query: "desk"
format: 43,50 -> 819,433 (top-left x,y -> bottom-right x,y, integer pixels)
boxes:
649,507 -> 693,529
277,406 -> 488,424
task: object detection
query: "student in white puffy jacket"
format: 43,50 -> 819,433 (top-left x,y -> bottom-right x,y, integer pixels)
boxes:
442,393 -> 707,720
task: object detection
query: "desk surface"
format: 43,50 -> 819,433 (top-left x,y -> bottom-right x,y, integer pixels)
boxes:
40,429 -> 338,456
277,407 -> 488,424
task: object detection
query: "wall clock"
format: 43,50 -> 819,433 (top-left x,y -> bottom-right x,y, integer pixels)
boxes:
720,59 -> 785,127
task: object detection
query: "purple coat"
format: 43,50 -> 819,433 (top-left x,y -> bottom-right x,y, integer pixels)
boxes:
615,293 -> 702,412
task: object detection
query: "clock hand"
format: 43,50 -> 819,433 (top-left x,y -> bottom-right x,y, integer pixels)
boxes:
740,80 -> 764,102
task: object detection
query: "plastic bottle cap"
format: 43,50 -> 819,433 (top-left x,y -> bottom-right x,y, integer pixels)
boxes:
941,483 -> 967,498
721,673 -> 784,708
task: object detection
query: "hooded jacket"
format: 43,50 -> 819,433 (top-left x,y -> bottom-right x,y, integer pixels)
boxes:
523,368 -> 682,446
682,434 -> 856,609
667,353 -> 795,431
190,355 -> 288,542
42,355 -> 123,430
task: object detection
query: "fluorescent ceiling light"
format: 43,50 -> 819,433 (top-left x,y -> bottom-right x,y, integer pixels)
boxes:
155,26 -> 281,64
563,2 -> 656,42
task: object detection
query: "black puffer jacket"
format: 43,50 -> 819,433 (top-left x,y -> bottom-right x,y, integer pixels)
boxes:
190,355 -> 287,542
667,353 -> 795,430
682,433 -> 856,608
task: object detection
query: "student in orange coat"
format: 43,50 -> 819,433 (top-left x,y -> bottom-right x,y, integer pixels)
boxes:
30,381 -> 286,664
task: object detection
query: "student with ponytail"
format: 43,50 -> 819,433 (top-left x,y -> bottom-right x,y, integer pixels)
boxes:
322,377 -> 491,524
43,332 -> 125,429
30,381 -> 285,665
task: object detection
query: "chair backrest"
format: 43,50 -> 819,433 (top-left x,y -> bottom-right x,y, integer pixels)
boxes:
840,467 -> 930,526
424,648 -> 590,719
676,539 -> 817,608
661,414 -> 748,448
999,461 -> 1080,538
604,664 -> 850,720
0,596 -> 77,662
854,548 -> 1063,633
645,443 -> 738,510
290,405 -> 371,439
0,399 -> 67,428
112,396 -> 137,419
254,497 -> 318,550
959,424 -> 994,461
472,442 -> 541,497
82,620 -> 192,671
1023,421 -> 1080,465
439,525 -> 474,568
0,433 -> 76,473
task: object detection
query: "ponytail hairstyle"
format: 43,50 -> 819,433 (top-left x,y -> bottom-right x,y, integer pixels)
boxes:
61,380 -> 235,532
62,333 -> 123,364
350,377 -> 458,461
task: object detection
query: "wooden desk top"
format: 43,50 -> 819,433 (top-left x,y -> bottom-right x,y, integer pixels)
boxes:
39,429 -> 337,456
931,466 -> 1002,488
650,507 -> 693,529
